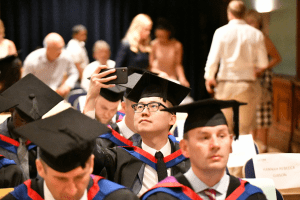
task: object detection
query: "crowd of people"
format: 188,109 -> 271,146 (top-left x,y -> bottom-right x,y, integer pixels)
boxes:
0,0 -> 282,199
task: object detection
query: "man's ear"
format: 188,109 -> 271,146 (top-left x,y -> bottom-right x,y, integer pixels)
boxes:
36,159 -> 46,178
121,101 -> 126,112
169,113 -> 176,126
229,134 -> 234,153
179,139 -> 190,158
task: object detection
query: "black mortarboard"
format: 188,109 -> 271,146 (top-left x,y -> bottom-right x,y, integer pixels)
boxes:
100,85 -> 126,102
119,73 -> 143,102
13,108 -> 109,172
162,98 -> 246,139
0,54 -> 21,81
1,73 -> 63,121
126,72 -> 190,106
0,95 -> 18,113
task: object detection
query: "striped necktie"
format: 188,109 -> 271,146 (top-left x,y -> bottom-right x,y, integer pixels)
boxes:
18,138 -> 30,180
204,189 -> 216,200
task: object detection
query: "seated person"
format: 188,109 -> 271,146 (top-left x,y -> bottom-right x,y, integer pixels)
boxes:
0,74 -> 63,181
22,33 -> 79,97
93,72 -> 191,197
2,108 -> 138,200
81,40 -> 115,92
0,96 -> 23,188
84,84 -> 125,125
0,154 -> 24,188
0,54 -> 22,93
141,99 -> 267,200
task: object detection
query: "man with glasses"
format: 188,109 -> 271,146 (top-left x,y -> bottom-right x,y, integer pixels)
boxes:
93,72 -> 191,197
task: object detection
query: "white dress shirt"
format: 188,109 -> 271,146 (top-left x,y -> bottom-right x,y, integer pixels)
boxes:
66,38 -> 89,69
44,181 -> 87,200
204,19 -> 268,81
184,168 -> 229,200
116,116 -> 135,139
138,140 -> 172,197
23,48 -> 79,90
81,60 -> 116,92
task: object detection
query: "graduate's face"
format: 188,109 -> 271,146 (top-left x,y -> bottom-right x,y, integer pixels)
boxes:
36,155 -> 94,200
95,95 -> 119,125
180,125 -> 233,173
134,97 -> 176,135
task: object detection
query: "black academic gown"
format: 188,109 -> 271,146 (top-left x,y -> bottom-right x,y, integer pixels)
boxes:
93,138 -> 190,195
2,175 -> 139,200
142,174 -> 267,200
0,155 -> 24,188
0,118 -> 38,180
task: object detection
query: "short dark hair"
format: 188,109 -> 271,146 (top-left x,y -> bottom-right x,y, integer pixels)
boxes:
72,25 -> 87,37
227,0 -> 246,19
155,18 -> 175,39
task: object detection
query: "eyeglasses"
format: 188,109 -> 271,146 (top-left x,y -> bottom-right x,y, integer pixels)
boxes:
131,102 -> 168,113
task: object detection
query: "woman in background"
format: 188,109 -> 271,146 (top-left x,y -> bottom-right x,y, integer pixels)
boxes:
115,14 -> 152,74
245,10 -> 282,152
0,19 -> 17,58
149,18 -> 189,87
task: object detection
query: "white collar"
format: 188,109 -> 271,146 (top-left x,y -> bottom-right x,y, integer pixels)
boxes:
228,19 -> 246,25
116,116 -> 135,139
44,180 -> 88,200
184,168 -> 229,195
141,139 -> 171,157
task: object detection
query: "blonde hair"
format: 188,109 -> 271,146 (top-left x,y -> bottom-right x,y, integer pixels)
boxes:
0,19 -> 5,37
123,14 -> 152,53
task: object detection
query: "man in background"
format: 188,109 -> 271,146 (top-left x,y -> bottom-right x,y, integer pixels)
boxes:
66,24 -> 89,81
22,32 -> 79,97
204,0 -> 268,135
81,40 -> 115,92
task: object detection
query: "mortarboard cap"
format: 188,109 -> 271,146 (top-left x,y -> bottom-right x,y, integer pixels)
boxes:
126,72 -> 190,106
119,73 -> 143,102
162,98 -> 246,139
100,85 -> 126,102
1,73 -> 63,121
0,95 -> 18,113
13,108 -> 109,172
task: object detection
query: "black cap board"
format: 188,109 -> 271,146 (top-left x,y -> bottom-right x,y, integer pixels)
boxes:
0,73 -> 63,121
162,98 -> 246,139
13,108 -> 110,172
118,73 -> 143,102
0,95 -> 18,113
126,72 -> 190,106
100,85 -> 126,102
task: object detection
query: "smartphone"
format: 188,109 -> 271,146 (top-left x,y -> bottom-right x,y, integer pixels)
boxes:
101,67 -> 128,84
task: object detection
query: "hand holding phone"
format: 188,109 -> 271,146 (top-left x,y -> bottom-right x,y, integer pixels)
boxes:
101,67 -> 128,84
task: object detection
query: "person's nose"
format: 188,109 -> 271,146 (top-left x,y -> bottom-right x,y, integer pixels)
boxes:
64,181 -> 78,197
210,135 -> 220,149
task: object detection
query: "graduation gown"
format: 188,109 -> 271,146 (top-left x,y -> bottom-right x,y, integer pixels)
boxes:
0,154 -> 24,188
0,118 -> 37,180
93,137 -> 190,194
141,174 -> 267,200
2,175 -> 139,200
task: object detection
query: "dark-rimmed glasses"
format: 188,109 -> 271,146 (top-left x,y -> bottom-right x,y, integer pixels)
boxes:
131,102 -> 168,113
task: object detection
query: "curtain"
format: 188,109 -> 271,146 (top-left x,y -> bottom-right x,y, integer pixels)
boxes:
0,0 -> 228,100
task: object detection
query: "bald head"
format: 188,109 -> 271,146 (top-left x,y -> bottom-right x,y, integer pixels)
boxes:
227,0 -> 246,20
44,33 -> 65,62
